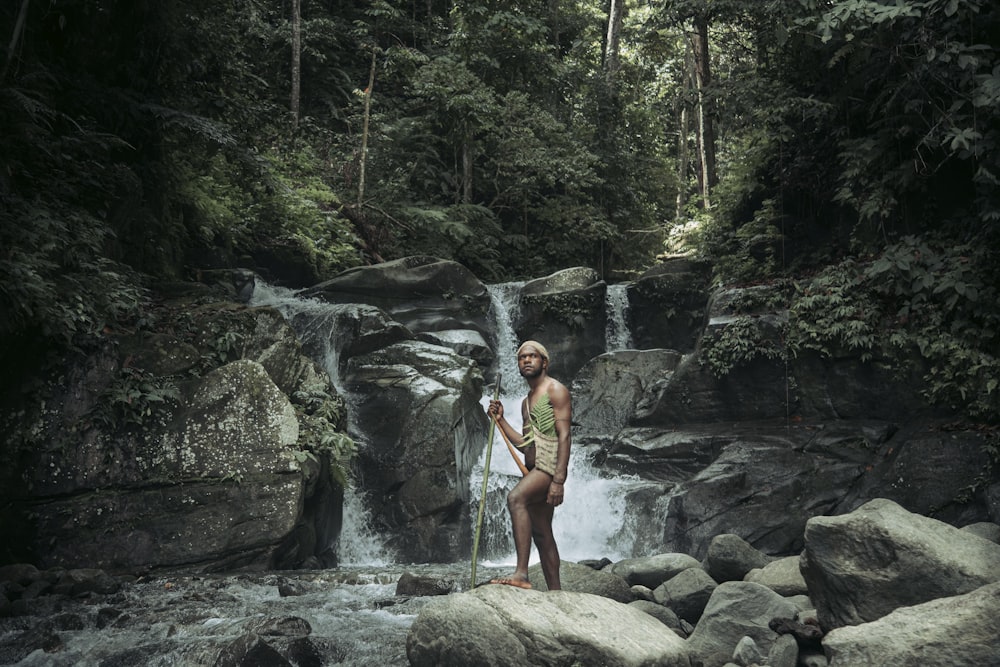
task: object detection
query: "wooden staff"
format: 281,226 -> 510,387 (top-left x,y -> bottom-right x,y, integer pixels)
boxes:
491,414 -> 529,477
470,376 -> 501,588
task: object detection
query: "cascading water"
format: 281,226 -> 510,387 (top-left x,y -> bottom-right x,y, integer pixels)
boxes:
605,283 -> 634,351
250,279 -> 643,566
249,283 -> 393,566
471,284 -> 641,567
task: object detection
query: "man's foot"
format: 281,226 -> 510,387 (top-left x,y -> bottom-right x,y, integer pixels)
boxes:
488,574 -> 532,589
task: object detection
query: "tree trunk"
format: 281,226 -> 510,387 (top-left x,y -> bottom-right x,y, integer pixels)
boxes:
691,17 -> 716,209
604,0 -> 624,88
461,138 -> 473,204
676,101 -> 690,221
290,0 -> 302,126
358,49 -> 376,209
2,0 -> 31,82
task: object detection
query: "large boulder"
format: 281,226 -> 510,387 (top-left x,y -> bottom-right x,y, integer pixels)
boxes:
572,349 -> 683,436
660,424 -> 869,559
514,267 -> 607,381
801,498 -> 1000,631
31,360 -> 305,571
405,585 -> 691,667
686,581 -> 799,667
627,257 -> 712,353
344,340 -> 487,562
822,581 -> 1000,666
303,256 -> 491,340
1,295 -> 352,572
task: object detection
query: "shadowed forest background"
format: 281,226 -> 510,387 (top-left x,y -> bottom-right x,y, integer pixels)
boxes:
1,0 -> 998,428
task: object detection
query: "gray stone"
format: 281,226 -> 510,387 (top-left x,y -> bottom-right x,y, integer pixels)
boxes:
744,556 -> 807,597
960,521 -> 1000,544
406,585 -> 690,667
768,633 -> 799,667
801,498 -> 1000,630
608,553 -> 702,589
515,267 -> 607,381
822,581 -> 1000,666
628,600 -> 684,635
527,561 -> 633,602
732,635 -> 765,666
686,582 -> 798,667
704,534 -> 773,583
653,566 -> 717,624
572,349 -> 683,436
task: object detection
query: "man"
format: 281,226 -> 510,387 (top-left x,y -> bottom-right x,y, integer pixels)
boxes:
486,340 -> 571,590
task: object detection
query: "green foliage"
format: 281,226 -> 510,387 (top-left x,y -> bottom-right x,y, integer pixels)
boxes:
787,237 -> 1000,418
91,367 -> 181,431
700,315 -> 787,377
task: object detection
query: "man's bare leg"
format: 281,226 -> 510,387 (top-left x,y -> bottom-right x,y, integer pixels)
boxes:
490,469 -> 551,589
529,501 -> 560,590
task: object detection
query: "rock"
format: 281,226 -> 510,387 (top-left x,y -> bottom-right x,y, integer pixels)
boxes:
822,581 -> 1000,666
416,329 -> 494,369
801,498 -> 1000,630
744,555 -> 807,596
839,423 -> 997,527
962,521 -> 1000,543
303,256 -> 491,338
599,425 -> 722,483
406,585 -> 690,667
661,424 -> 874,559
0,564 -> 40,587
768,617 -> 823,649
628,600 -> 684,635
653,566 -> 717,624
732,635 -> 765,666
768,633 -> 799,667
395,572 -> 456,597
516,267 -> 607,381
703,534 -> 773,583
572,350 -> 683,436
345,340 -> 487,562
686,581 -> 799,667
608,553 -> 702,589
627,257 -> 712,353
527,561 -> 633,602
31,359 -> 308,572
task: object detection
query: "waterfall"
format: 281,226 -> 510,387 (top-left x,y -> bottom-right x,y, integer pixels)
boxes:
471,284 -> 641,565
605,283 -> 633,351
249,283 -> 394,565
252,279 -> 644,566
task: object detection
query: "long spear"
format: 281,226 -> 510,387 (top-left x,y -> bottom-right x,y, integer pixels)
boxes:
470,375 -> 501,588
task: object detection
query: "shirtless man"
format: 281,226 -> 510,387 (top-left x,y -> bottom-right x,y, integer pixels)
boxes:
486,340 -> 571,590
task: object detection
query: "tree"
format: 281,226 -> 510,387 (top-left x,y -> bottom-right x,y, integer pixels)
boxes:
291,0 -> 301,125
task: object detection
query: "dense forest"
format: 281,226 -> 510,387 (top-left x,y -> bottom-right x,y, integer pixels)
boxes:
1,0 -> 998,422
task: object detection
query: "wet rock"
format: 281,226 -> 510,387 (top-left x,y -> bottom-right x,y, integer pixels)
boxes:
516,267 -> 607,381
395,571 -> 456,596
